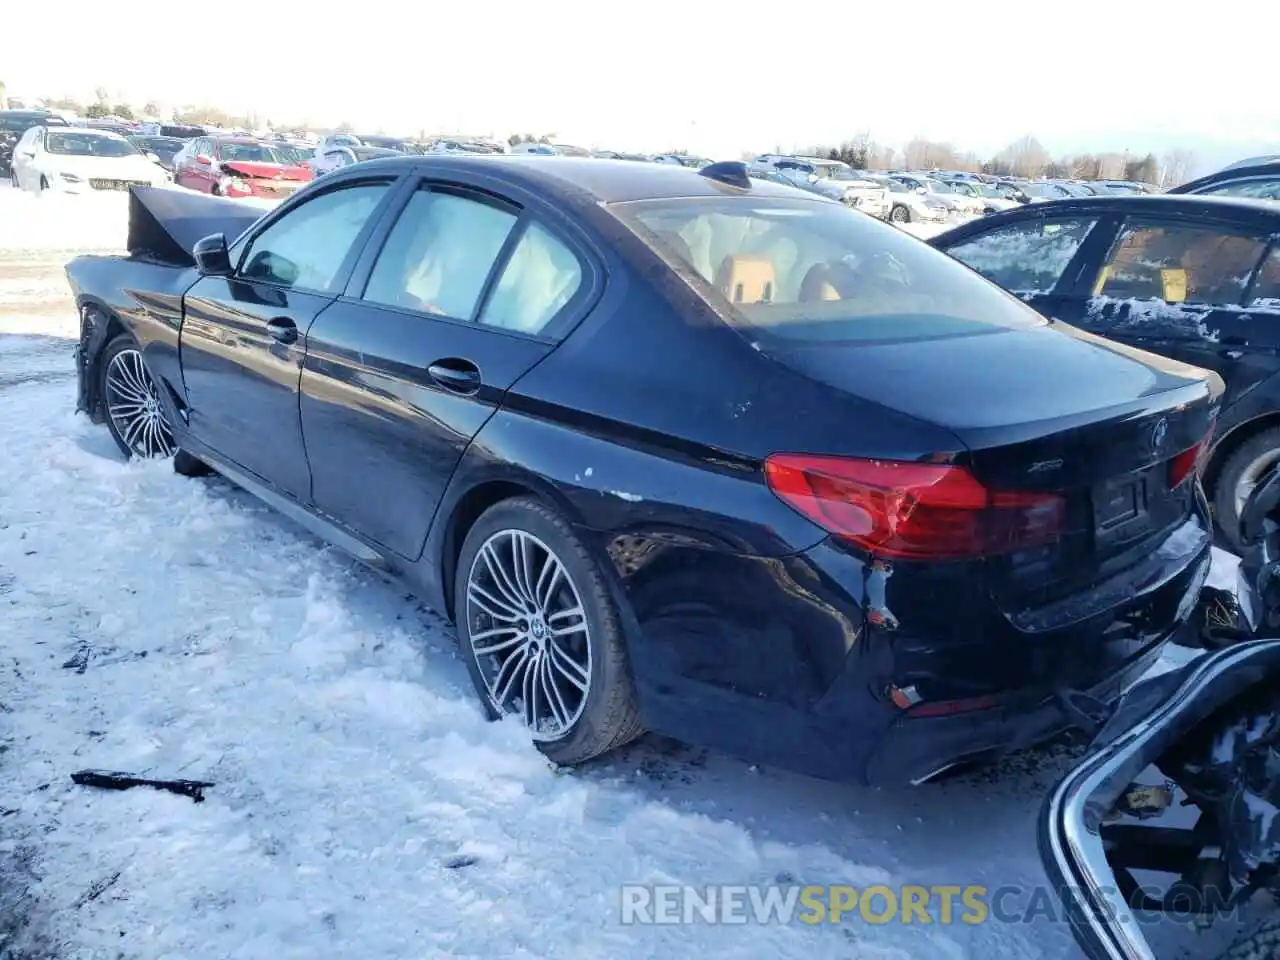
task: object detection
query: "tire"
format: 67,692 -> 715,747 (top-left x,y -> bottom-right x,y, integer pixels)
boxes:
38,175 -> 49,193
1213,426 -> 1280,552
97,333 -> 178,460
1214,914 -> 1280,960
454,496 -> 644,765
890,204 -> 911,224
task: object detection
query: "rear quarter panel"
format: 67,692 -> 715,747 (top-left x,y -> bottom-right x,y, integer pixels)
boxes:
66,254 -> 196,417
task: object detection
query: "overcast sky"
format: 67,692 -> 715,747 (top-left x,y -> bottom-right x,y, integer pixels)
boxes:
7,0 -> 1275,171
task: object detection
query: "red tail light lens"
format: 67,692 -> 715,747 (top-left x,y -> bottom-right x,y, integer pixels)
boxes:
763,454 -> 1065,561
1169,423 -> 1215,489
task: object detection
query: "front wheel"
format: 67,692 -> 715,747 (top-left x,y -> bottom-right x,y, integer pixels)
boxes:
890,204 -> 911,224
454,497 -> 643,765
98,333 -> 177,460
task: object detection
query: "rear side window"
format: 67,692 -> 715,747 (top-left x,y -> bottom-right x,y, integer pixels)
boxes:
1198,178 -> 1280,202
239,183 -> 389,291
479,223 -> 583,335
613,195 -> 1045,344
1093,220 -> 1267,307
363,189 -> 517,319
944,217 -> 1098,293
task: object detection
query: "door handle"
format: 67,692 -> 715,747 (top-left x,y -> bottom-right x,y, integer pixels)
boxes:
427,359 -> 481,394
265,317 -> 298,345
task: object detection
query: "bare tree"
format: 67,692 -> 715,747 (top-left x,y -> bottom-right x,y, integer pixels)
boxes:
1161,148 -> 1196,188
994,136 -> 1051,178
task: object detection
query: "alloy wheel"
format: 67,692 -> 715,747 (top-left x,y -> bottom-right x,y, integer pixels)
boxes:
104,348 -> 176,458
465,529 -> 592,740
1234,448 -> 1280,519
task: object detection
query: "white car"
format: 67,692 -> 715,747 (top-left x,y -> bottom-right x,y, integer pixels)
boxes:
890,174 -> 984,218
9,126 -> 170,194
748,155 -> 890,218
870,175 -> 951,224
941,179 -> 1021,215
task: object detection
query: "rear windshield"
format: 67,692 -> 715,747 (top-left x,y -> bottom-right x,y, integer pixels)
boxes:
612,196 -> 1046,344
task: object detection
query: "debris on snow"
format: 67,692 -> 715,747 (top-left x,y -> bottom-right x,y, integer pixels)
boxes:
70,770 -> 215,803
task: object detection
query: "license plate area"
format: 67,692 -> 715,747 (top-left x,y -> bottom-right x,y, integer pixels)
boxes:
1094,470 -> 1155,550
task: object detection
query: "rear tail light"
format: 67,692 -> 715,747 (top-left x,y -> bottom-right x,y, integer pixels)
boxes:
1169,422 -> 1216,489
763,454 -> 1065,561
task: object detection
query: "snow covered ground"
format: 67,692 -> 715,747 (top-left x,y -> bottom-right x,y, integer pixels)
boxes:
0,182 -> 1253,960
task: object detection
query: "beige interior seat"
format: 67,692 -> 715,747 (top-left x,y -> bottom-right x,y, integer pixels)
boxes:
798,263 -> 844,302
715,255 -> 776,304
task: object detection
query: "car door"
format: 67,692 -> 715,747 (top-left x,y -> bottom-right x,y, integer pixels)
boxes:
179,176 -> 401,501
11,127 -> 38,188
298,177 -> 596,560
1075,216 -> 1275,407
934,210 -> 1115,323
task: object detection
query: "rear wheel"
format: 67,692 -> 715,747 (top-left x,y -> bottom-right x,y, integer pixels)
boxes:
98,334 -> 176,460
890,204 -> 911,224
454,497 -> 643,765
1213,426 -> 1280,551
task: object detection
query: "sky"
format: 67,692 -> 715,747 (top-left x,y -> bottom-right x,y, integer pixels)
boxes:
7,0 -> 1277,174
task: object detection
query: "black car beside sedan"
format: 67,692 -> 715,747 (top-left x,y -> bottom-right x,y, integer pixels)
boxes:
0,108 -> 67,175
65,159 -> 1219,785
930,194 -> 1280,550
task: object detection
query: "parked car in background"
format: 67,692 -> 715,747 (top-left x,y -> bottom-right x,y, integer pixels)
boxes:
0,109 -> 67,175
172,136 -> 312,199
930,193 -> 1280,548
353,134 -> 411,153
592,150 -> 652,161
128,135 -> 185,172
869,175 -> 951,223
9,126 -> 170,193
1170,160 -> 1280,203
941,179 -> 1020,214
652,153 -> 711,168
66,158 -> 1217,787
269,140 -> 314,166
311,144 -> 402,175
1093,179 -> 1158,195
889,173 -> 982,218
424,139 -> 506,155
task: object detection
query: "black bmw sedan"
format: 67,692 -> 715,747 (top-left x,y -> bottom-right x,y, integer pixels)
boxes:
65,158 -> 1220,785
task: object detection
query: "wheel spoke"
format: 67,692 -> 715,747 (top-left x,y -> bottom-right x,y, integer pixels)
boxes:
534,553 -> 562,613
481,541 -> 529,613
548,638 -> 589,692
523,652 -> 540,729
512,534 -> 538,607
107,372 -> 147,404
468,580 -> 523,624
539,653 -> 571,731
471,628 -> 525,657
490,646 -> 530,707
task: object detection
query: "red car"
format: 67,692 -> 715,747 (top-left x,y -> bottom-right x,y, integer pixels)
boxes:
172,135 -> 312,200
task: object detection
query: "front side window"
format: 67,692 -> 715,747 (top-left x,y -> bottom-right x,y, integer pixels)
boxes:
614,195 -> 1046,345
1199,178 -> 1280,202
363,189 -> 517,319
944,217 -> 1098,293
1093,220 -> 1267,307
45,133 -> 138,158
239,183 -> 389,291
479,223 -> 583,335
1248,247 -> 1280,308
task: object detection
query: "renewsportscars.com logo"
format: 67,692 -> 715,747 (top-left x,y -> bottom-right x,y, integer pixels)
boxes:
619,883 -> 1243,926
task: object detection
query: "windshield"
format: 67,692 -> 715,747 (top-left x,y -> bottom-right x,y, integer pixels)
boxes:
924,179 -> 951,193
814,164 -> 855,181
218,142 -> 284,164
612,196 -> 1044,345
46,132 -> 139,157
0,116 -> 48,133
358,136 -> 405,151
272,144 -> 308,164
874,177 -> 909,193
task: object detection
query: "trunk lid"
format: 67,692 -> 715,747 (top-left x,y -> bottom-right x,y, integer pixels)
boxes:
769,321 -> 1223,602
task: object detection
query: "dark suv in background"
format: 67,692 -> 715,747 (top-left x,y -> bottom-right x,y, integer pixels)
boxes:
0,109 -> 67,176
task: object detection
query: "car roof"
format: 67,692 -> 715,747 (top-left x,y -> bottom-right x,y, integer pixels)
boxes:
337,155 -> 813,204
1173,161 -> 1280,194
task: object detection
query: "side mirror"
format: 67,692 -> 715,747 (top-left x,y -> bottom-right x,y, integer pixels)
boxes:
193,233 -> 232,277
195,154 -> 211,166
807,173 -> 819,183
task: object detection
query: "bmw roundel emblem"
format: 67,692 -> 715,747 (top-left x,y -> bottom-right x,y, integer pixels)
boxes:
1151,418 -> 1169,453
